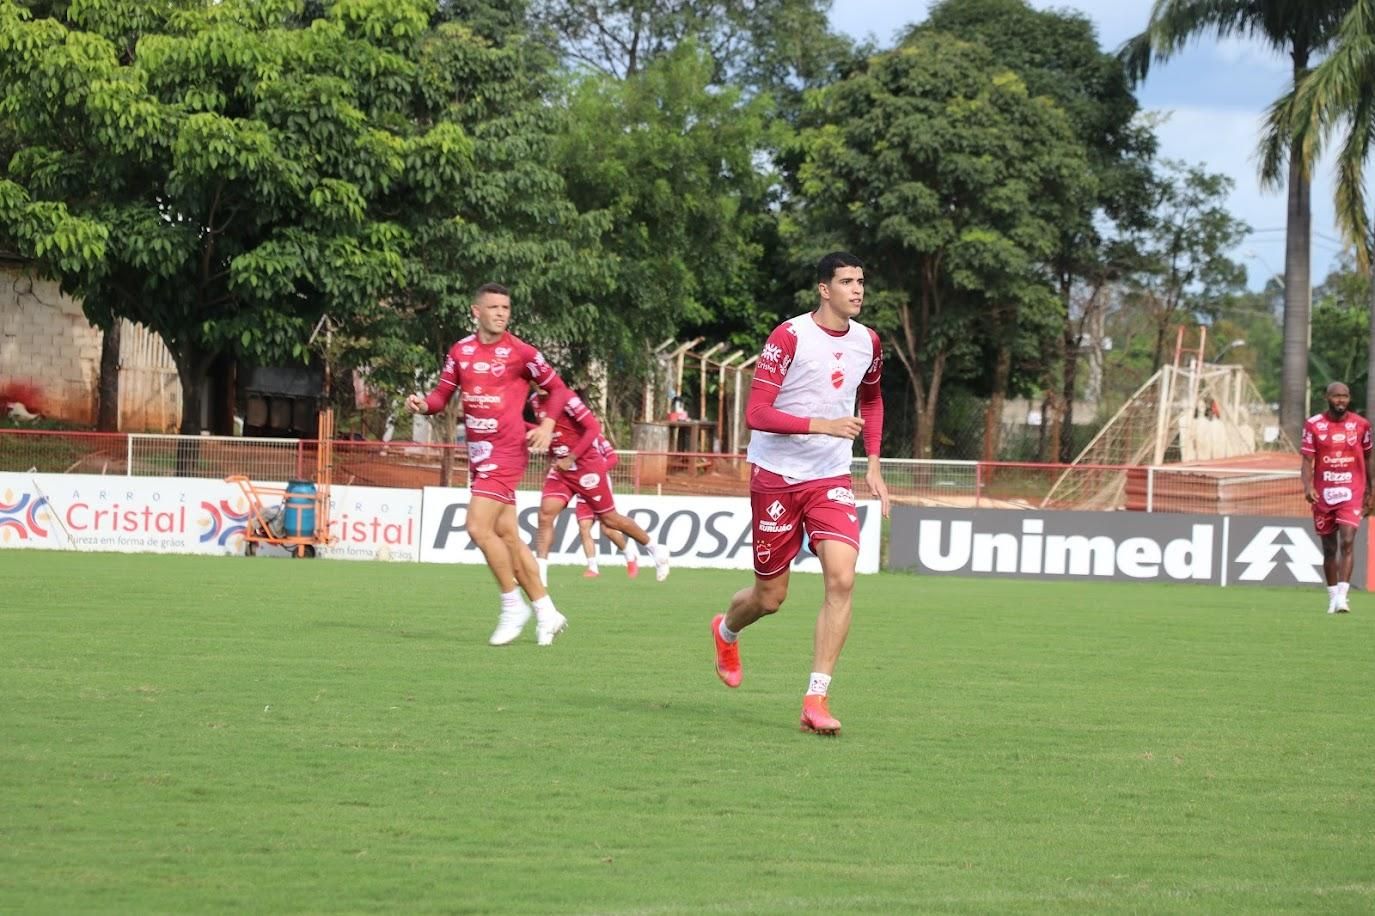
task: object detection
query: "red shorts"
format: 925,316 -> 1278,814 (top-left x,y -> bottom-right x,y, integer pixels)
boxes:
1313,501 -> 1364,536
574,498 -> 596,522
751,475 -> 860,578
467,440 -> 523,505
470,470 -> 518,505
540,457 -> 617,517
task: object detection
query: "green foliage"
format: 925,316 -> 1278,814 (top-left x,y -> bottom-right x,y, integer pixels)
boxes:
555,42 -> 777,364
790,32 -> 1094,455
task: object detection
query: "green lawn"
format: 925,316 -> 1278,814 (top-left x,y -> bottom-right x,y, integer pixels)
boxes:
2,552 -> 1373,913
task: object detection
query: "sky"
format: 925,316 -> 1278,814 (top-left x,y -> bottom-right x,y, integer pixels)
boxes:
827,0 -> 1350,291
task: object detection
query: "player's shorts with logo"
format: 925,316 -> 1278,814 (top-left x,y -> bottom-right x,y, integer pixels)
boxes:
1312,499 -> 1364,536
750,472 -> 859,578
573,452 -> 618,521
467,439 -> 524,505
543,456 -> 617,516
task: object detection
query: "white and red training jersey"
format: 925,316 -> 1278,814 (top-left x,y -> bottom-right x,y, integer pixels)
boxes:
1302,411 -> 1372,507
745,313 -> 883,482
422,331 -> 569,472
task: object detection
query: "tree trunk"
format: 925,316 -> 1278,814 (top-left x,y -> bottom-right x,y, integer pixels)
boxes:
1060,328 -> 1081,464
171,340 -> 213,477
981,342 -> 1011,463
1366,257 -> 1375,420
908,371 -> 925,460
1280,54 -> 1313,443
97,321 -> 120,432
915,350 -> 947,459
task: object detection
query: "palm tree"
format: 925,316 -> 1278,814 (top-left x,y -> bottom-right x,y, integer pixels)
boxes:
1121,0 -> 1351,442
1265,0 -> 1375,413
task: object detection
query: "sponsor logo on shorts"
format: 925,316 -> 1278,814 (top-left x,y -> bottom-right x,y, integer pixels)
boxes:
766,499 -> 785,521
468,441 -> 494,464
1322,486 -> 1354,504
826,487 -> 856,506
579,473 -> 601,489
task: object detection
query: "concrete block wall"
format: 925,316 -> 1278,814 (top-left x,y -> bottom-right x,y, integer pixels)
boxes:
0,266 -> 102,424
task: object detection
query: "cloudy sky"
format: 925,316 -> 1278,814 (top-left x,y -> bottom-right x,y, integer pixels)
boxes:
827,0 -> 1351,290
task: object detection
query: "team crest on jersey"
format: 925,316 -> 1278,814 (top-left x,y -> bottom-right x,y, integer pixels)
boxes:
490,362 -> 505,378
831,351 -> 845,389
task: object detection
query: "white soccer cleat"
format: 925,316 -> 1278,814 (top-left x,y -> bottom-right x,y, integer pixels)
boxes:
536,610 -> 568,646
489,603 -> 532,646
653,544 -> 671,582
1336,601 -> 1351,614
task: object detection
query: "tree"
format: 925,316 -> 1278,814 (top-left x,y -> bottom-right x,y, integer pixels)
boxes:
1264,0 -> 1375,414
921,0 -> 1157,462
1122,0 -> 1352,443
791,32 -> 1093,458
554,42 -> 776,373
1118,161 -> 1249,372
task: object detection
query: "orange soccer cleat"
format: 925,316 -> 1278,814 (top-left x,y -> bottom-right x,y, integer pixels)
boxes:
582,567 -> 601,578
711,614 -> 742,688
800,695 -> 841,736
625,556 -> 639,579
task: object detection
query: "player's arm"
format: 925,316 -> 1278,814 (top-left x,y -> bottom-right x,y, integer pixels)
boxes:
858,329 -> 890,517
520,347 -> 571,452
1300,421 -> 1317,504
565,399 -> 602,462
405,346 -> 460,414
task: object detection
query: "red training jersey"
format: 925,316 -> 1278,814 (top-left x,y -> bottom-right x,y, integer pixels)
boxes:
422,331 -> 570,472
1301,411 -> 1372,507
529,389 -> 602,462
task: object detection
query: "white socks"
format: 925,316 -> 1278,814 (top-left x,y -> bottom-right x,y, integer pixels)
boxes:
585,557 -> 599,574
531,594 -> 558,621
623,542 -> 639,562
717,618 -> 739,644
500,589 -> 525,613
536,557 -> 548,587
807,672 -> 831,697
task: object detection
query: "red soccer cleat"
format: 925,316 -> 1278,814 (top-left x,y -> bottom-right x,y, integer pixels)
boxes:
712,614 -> 742,688
626,557 -> 639,579
800,695 -> 841,736
582,568 -> 600,579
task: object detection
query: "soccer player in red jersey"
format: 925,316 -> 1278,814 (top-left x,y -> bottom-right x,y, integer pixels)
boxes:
528,388 -> 670,584
1300,381 -> 1373,614
571,434 -> 639,578
710,252 -> 891,735
405,283 -> 572,646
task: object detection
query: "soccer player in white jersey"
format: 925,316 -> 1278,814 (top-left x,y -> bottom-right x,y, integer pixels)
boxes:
710,251 -> 891,736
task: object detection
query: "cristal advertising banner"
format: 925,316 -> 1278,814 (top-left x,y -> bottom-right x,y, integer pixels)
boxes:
0,473 -> 420,561
418,489 -> 884,574
889,506 -> 1368,588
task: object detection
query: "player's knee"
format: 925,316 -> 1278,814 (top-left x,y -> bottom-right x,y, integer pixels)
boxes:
825,567 -> 856,596
756,581 -> 788,614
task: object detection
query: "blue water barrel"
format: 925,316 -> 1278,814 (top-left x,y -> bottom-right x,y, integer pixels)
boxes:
283,480 -> 317,538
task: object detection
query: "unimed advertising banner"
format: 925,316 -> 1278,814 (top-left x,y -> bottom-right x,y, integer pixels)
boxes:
0,473 -> 420,561
419,489 -> 883,574
889,506 -> 1368,588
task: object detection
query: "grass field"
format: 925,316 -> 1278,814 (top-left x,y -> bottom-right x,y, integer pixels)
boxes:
2,551 -> 1374,913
